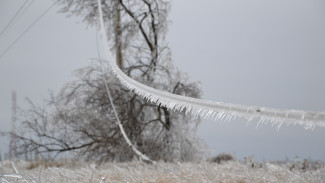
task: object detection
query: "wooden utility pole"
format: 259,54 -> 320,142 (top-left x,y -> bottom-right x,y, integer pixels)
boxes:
114,1 -> 123,68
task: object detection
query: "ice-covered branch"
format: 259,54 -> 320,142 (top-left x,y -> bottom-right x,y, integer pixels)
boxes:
97,1 -> 325,130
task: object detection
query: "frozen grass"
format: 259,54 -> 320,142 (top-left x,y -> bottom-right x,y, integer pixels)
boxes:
1,160 -> 324,183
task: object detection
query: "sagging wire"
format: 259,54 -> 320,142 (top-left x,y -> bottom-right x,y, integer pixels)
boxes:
96,0 -> 155,164
96,0 -> 325,132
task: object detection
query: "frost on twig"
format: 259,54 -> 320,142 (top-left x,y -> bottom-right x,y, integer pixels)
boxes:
0,161 -> 38,183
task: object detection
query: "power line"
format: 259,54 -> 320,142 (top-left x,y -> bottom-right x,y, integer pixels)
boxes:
0,0 -> 30,39
97,0 -> 155,163
0,3 -> 55,60
97,0 -> 325,129
15,0 -> 36,25
0,0 -> 36,41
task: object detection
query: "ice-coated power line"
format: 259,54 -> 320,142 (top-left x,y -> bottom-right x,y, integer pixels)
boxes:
97,0 -> 154,164
96,1 -> 325,130
0,3 -> 54,60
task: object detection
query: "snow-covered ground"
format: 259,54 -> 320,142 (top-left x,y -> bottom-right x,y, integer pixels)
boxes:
1,160 -> 324,183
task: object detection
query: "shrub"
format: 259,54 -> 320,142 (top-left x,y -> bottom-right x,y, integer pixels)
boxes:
210,153 -> 235,164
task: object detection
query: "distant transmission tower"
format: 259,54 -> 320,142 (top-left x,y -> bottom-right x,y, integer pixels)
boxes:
9,90 -> 17,160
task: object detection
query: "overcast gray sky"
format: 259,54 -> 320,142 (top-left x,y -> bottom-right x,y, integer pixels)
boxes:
1,0 -> 325,161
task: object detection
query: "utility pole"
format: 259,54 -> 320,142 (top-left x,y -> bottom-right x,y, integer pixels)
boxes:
9,90 -> 17,160
114,1 -> 123,69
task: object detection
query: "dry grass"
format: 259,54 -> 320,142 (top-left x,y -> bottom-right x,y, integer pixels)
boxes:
1,160 -> 324,183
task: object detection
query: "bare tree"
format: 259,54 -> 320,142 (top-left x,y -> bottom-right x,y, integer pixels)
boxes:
12,0 -> 207,162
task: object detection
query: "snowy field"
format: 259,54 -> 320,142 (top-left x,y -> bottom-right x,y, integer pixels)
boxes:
1,160 -> 324,183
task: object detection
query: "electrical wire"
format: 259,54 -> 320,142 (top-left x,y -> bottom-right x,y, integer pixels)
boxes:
97,0 -> 155,164
15,0 -> 36,25
96,0 -> 325,130
0,0 -> 30,39
0,2 -> 54,60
